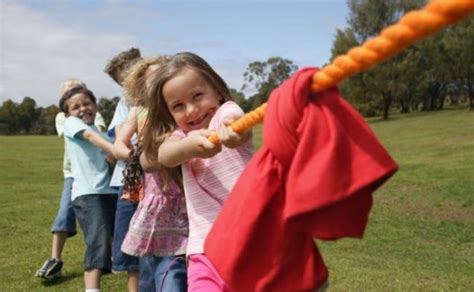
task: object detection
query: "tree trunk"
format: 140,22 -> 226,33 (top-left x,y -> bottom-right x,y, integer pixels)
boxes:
426,82 -> 442,111
469,90 -> 474,111
382,91 -> 392,120
450,94 -> 459,105
399,95 -> 411,113
438,95 -> 446,110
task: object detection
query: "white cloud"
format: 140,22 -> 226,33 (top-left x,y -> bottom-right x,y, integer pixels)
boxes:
0,1 -> 345,108
0,2 -> 139,106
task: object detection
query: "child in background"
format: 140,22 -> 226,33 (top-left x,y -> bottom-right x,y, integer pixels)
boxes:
104,47 -> 143,292
35,79 -> 106,280
115,56 -> 188,292
141,52 -> 253,291
60,86 -> 117,292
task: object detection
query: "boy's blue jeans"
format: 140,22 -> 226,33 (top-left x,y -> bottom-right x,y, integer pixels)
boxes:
73,194 -> 117,271
50,177 -> 76,236
112,187 -> 139,272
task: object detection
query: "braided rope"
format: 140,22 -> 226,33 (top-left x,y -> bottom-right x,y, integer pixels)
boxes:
209,0 -> 474,144
208,103 -> 267,144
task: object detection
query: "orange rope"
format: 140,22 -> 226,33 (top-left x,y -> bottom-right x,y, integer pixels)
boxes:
208,103 -> 267,144
209,0 -> 474,144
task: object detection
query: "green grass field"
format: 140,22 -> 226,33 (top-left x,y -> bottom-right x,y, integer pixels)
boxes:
0,107 -> 473,291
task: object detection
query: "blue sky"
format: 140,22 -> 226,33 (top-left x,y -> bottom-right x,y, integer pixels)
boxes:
1,0 -> 350,106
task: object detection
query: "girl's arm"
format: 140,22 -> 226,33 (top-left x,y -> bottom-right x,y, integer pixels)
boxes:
113,106 -> 138,160
140,151 -> 157,172
158,129 -> 221,168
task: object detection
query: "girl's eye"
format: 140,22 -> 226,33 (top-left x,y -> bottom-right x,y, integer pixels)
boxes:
172,104 -> 184,111
193,93 -> 203,100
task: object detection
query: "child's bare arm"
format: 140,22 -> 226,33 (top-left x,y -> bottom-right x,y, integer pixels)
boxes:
82,130 -> 114,155
159,130 -> 221,168
140,151 -> 157,172
113,107 -> 138,160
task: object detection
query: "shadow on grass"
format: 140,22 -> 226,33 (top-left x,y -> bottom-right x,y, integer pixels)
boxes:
39,272 -> 82,287
367,111 -> 439,124
366,105 -> 471,124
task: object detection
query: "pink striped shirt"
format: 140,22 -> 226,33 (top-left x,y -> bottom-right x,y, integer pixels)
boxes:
173,101 -> 253,255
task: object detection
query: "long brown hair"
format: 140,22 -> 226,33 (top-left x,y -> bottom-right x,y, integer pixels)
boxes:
141,52 -> 233,177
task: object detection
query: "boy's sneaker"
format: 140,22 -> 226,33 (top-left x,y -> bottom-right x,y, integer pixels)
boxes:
35,258 -> 63,280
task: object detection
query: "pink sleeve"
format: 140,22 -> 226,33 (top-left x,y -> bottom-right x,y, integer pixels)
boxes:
211,101 -> 245,129
171,129 -> 186,138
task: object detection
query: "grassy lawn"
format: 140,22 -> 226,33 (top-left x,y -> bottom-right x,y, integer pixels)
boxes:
0,107 -> 472,291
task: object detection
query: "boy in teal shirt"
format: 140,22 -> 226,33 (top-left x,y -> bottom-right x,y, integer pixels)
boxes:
61,86 -> 117,292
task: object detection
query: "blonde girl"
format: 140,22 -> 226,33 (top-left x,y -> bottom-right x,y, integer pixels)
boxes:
115,56 -> 189,292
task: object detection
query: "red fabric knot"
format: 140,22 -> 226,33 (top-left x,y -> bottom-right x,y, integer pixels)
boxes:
205,68 -> 398,291
263,68 -> 316,167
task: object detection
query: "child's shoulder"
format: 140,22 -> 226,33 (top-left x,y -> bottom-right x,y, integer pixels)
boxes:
64,116 -> 94,137
219,100 -> 241,111
212,101 -> 244,124
65,116 -> 91,128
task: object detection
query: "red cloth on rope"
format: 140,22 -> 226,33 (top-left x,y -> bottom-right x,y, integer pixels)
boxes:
205,67 -> 398,291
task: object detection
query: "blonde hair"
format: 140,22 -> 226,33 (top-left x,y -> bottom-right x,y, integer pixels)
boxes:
122,55 -> 172,107
123,54 -> 181,189
59,78 -> 86,96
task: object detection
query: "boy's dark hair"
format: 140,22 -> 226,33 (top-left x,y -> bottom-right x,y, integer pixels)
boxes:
59,87 -> 97,113
104,48 -> 143,85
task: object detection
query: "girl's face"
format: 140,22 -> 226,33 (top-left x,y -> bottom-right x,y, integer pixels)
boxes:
65,93 -> 97,125
162,68 -> 220,133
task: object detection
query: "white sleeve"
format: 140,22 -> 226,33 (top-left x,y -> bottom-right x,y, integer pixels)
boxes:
107,98 -> 129,137
55,112 -> 66,136
94,112 -> 106,131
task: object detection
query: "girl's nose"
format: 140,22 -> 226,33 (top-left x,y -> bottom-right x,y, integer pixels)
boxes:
186,104 -> 198,116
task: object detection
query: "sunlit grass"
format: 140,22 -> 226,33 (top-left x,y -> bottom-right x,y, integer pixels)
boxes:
0,107 -> 472,290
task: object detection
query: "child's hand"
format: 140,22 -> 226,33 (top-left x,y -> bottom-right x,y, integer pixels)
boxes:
106,154 -> 116,168
218,117 -> 252,149
188,129 -> 222,158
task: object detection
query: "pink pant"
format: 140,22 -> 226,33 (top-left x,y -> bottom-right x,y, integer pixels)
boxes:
188,254 -> 230,292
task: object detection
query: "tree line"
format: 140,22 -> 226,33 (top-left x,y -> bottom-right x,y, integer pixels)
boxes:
235,0 -> 473,119
332,0 -> 473,119
1,0 -> 472,134
0,96 -> 120,135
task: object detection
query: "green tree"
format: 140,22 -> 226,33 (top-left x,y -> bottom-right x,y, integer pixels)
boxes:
443,17 -> 474,110
33,105 -> 60,135
242,57 -> 298,107
98,96 -> 120,127
17,97 -> 39,133
333,0 -> 426,119
332,27 -> 377,116
395,46 -> 425,112
0,99 -> 19,134
229,88 -> 252,113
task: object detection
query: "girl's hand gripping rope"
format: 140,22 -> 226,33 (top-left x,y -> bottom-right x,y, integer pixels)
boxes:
189,129 -> 222,159
217,116 -> 252,149
208,103 -> 266,144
